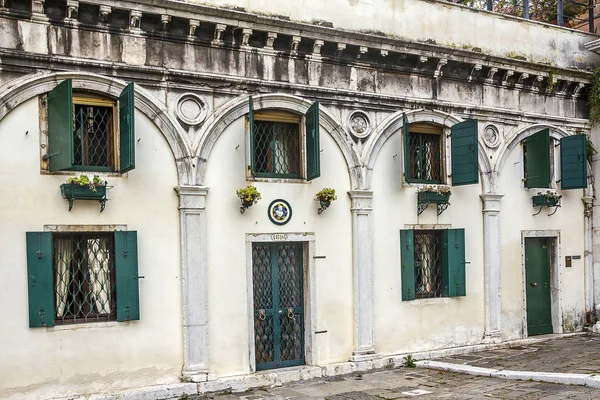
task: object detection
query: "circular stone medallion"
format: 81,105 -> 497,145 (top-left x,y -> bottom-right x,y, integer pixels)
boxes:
482,124 -> 501,149
175,93 -> 207,126
268,199 -> 292,226
347,111 -> 371,139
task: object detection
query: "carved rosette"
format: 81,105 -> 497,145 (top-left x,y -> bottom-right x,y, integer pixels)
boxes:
347,111 -> 371,139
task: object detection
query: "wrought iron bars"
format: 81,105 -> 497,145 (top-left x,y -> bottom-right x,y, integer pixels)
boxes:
53,233 -> 116,325
413,231 -> 443,298
408,132 -> 442,183
73,105 -> 114,169
253,121 -> 301,178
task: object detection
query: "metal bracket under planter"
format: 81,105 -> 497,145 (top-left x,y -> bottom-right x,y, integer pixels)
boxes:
417,191 -> 451,216
60,183 -> 110,212
531,195 -> 561,216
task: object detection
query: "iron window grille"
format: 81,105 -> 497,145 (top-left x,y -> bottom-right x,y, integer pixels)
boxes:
53,232 -> 116,325
414,230 -> 443,298
408,131 -> 443,183
252,120 -> 301,178
72,96 -> 117,171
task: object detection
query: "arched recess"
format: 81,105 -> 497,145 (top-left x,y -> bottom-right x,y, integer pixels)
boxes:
362,109 -> 492,192
193,93 -> 363,189
493,123 -> 570,174
0,72 -> 192,184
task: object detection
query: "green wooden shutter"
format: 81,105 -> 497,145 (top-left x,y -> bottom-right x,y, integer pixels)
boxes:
451,119 -> 479,186
47,79 -> 74,172
560,134 -> 587,190
119,83 -> 136,173
525,129 -> 551,188
400,229 -> 415,301
306,102 -> 321,181
403,113 -> 411,183
249,96 -> 256,176
26,232 -> 55,328
442,228 -> 466,297
114,231 -> 140,322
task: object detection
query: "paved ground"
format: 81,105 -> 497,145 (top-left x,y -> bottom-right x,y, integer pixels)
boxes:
191,368 -> 600,399
190,335 -> 600,400
435,335 -> 600,374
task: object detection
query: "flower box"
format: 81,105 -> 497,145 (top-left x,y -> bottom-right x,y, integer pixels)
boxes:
532,195 -> 560,207
417,191 -> 451,204
60,183 -> 108,211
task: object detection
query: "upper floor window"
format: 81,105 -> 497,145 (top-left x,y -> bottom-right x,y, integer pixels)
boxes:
405,123 -> 444,183
402,114 -> 479,186
26,230 -> 140,327
523,129 -> 588,190
247,97 -> 320,181
44,79 -> 136,174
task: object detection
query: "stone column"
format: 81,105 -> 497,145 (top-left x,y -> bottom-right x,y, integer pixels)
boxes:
175,185 -> 210,381
480,194 -> 504,342
592,126 -> 600,309
348,190 -> 376,361
583,196 -> 594,314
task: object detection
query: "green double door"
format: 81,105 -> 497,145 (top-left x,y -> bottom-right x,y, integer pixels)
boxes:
252,242 -> 305,371
525,238 -> 553,336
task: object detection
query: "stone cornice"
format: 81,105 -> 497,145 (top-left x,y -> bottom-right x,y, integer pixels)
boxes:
0,47 -> 590,127
0,1 -> 592,90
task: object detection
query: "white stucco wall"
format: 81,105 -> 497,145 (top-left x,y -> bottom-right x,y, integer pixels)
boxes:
498,140 -> 586,340
0,98 -> 183,399
204,116 -> 354,375
196,0 -> 599,69
371,123 -> 485,354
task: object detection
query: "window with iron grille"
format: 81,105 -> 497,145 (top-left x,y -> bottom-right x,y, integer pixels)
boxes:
44,79 -> 135,173
26,230 -> 141,328
53,232 -> 116,325
252,120 -> 301,178
414,230 -> 443,298
247,97 -> 321,181
73,101 -> 115,170
400,228 -> 466,301
407,130 -> 443,183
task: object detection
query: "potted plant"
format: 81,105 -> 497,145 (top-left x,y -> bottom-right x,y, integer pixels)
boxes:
236,185 -> 261,213
315,188 -> 337,214
60,175 -> 108,211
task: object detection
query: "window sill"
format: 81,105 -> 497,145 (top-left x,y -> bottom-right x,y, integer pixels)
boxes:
405,297 -> 462,306
247,177 -> 306,184
46,320 -> 128,332
41,170 -> 125,178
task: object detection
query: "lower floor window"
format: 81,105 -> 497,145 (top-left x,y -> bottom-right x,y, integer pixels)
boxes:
414,230 -> 443,298
54,233 -> 116,325
400,228 -> 466,301
26,230 -> 140,328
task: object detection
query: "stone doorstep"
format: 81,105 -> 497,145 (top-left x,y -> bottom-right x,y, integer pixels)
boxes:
57,332 -> 590,400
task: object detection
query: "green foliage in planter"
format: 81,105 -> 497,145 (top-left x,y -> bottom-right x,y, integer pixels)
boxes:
315,188 -> 337,203
66,175 -> 103,192
590,68 -> 600,126
236,185 -> 262,204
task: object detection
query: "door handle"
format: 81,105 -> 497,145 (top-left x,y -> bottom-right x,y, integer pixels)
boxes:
530,282 -> 538,287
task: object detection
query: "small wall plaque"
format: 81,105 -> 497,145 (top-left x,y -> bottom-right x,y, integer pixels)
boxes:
566,256 -> 572,268
268,199 -> 292,226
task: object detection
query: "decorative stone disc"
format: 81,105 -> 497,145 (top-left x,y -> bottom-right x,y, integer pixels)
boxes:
347,110 -> 371,139
176,93 -> 207,126
483,124 -> 501,148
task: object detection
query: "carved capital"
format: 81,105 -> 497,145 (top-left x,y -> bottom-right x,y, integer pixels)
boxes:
99,5 -> 111,24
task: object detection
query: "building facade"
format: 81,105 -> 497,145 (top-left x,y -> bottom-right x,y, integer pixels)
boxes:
0,0 -> 599,398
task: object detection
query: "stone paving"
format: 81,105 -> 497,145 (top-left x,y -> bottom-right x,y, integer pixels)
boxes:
190,368 -> 600,400
188,335 -> 600,400
434,335 -> 600,374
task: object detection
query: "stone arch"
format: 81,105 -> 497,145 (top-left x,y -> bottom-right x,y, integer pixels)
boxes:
0,71 -> 192,184
362,109 -> 492,192
494,123 -> 570,174
194,93 -> 363,188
